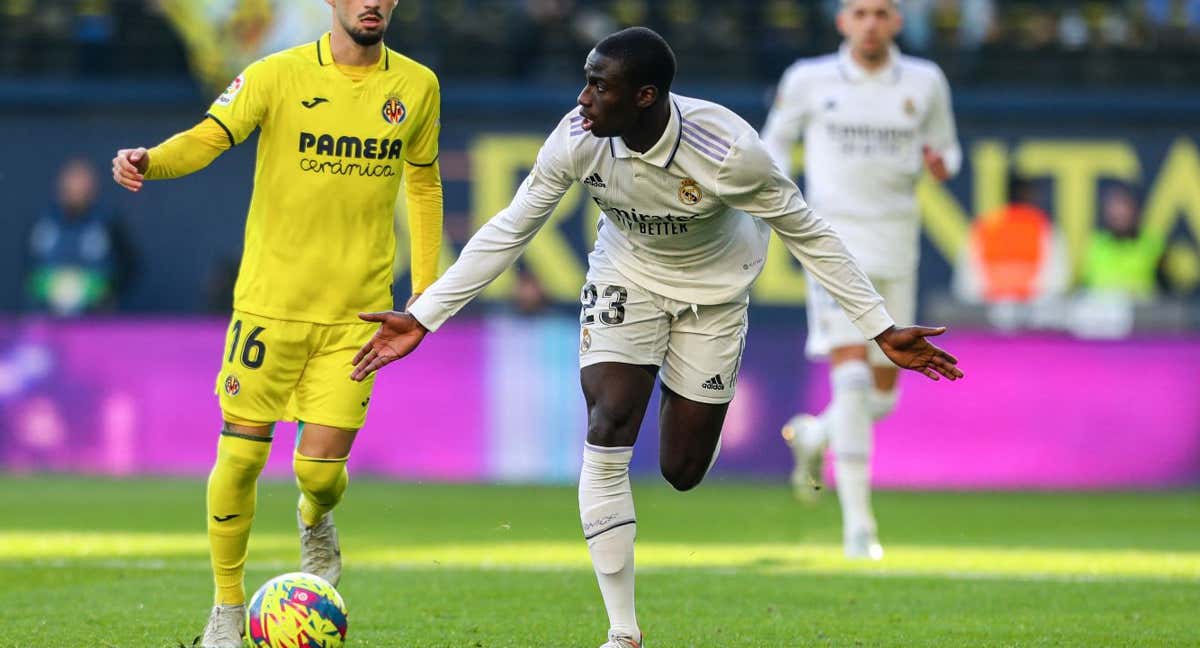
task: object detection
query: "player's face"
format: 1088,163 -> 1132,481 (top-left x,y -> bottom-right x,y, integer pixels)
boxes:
838,0 -> 902,60
329,0 -> 396,46
577,50 -> 643,138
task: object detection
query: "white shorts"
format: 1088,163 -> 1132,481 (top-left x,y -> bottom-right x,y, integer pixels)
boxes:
805,271 -> 916,367
579,251 -> 748,405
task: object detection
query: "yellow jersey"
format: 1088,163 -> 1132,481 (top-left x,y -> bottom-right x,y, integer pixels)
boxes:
205,32 -> 441,324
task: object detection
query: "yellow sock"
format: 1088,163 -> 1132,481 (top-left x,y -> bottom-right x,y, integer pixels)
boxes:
294,451 -> 349,527
207,430 -> 271,605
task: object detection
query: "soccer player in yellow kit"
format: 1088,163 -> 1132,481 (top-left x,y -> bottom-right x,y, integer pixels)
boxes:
111,2 -> 441,646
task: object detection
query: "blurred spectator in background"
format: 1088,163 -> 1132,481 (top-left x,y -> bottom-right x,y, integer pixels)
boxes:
1083,183 -> 1165,301
1145,0 -> 1200,34
25,158 -> 137,317
157,0 -> 326,92
3,1 -> 1200,84
958,0 -> 997,49
954,175 -> 1069,304
74,0 -> 116,75
512,266 -> 550,316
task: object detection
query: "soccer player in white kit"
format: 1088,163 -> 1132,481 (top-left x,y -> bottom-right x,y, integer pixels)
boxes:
350,27 -> 962,648
761,0 -> 962,560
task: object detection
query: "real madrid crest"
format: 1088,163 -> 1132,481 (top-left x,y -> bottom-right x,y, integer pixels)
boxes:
678,178 -> 702,206
381,94 -> 407,125
580,328 -> 592,353
903,97 -> 916,117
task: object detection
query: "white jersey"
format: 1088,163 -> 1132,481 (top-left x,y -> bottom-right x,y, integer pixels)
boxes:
409,93 -> 893,339
761,45 -> 961,278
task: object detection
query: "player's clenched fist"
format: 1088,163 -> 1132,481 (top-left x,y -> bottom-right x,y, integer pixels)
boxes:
112,147 -> 149,192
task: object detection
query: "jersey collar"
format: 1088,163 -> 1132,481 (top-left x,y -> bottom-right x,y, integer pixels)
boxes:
314,32 -> 391,70
837,43 -> 902,84
608,96 -> 683,169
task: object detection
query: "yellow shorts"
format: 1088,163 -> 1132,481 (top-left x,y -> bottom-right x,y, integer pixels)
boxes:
214,310 -> 378,430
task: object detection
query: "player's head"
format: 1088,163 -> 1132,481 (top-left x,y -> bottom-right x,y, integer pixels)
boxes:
577,27 -> 676,138
57,157 -> 98,216
838,0 -> 902,62
326,0 -> 396,47
1008,175 -> 1038,206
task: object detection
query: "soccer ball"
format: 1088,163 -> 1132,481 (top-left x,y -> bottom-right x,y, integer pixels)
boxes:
246,572 -> 348,648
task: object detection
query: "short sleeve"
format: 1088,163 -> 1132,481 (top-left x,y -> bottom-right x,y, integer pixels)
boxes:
205,58 -> 274,146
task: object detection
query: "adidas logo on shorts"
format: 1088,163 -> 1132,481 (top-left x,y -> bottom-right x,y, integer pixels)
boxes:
701,374 -> 725,391
583,173 -> 606,188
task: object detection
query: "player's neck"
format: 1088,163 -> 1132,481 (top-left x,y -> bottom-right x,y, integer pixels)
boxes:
329,29 -> 383,67
621,101 -> 671,154
850,46 -> 892,73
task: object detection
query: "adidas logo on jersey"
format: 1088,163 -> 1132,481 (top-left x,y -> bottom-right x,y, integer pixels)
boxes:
701,374 -> 725,391
583,173 -> 606,188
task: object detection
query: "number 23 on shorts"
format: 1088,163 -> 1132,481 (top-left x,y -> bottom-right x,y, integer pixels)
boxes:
580,282 -> 628,326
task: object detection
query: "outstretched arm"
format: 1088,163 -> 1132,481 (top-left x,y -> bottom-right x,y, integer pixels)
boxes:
112,118 -> 231,191
718,131 -> 962,381
351,118 -> 579,380
875,325 -> 962,381
113,59 -> 271,192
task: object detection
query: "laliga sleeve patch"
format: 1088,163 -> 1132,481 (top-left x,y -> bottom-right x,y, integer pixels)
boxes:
214,74 -> 245,106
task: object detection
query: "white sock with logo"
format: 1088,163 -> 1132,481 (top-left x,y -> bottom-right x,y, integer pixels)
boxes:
829,361 -> 876,538
579,443 -> 639,641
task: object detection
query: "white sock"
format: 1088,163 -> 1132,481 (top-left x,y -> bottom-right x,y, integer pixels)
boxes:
829,361 -> 876,537
867,387 -> 899,421
821,386 -> 898,425
579,443 -> 639,640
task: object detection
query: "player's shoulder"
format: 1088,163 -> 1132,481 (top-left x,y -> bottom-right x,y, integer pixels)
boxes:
382,48 -> 440,90
896,54 -> 949,84
780,53 -> 841,85
257,40 -> 320,72
673,93 -> 756,163
234,41 -> 317,85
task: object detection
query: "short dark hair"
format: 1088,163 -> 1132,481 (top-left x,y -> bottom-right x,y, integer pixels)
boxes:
594,27 -> 676,99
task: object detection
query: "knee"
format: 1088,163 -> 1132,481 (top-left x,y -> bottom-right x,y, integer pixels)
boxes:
587,401 -> 640,447
294,455 -> 347,501
831,360 -> 872,399
660,455 -> 706,492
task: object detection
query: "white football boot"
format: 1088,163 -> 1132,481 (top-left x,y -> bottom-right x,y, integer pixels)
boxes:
600,631 -> 643,648
781,414 -> 826,504
200,603 -> 245,648
298,508 -> 342,586
844,528 -> 884,561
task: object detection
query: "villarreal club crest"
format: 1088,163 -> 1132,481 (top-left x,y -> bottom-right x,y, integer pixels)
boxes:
381,95 -> 407,125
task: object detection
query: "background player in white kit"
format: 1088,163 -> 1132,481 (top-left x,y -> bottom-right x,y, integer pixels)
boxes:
349,27 -> 962,648
761,0 -> 962,560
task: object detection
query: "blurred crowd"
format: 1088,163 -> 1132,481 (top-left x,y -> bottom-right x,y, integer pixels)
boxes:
6,1 -> 1200,336
2,0 -> 1199,85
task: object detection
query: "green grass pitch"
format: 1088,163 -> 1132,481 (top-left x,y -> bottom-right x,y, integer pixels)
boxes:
2,476 -> 1197,647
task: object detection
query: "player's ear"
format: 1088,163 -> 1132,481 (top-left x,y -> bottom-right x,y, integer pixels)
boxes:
890,4 -> 904,35
635,85 -> 658,110
835,9 -> 849,38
